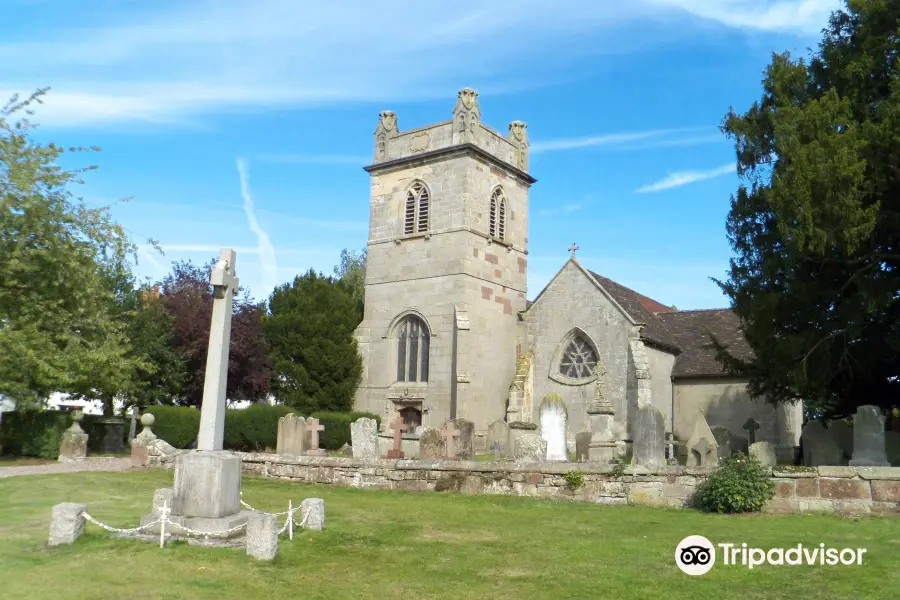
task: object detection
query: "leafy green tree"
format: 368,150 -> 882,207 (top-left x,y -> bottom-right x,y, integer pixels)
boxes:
159,259 -> 272,407
333,247 -> 366,305
714,0 -> 900,418
0,90 -> 149,413
266,269 -> 363,413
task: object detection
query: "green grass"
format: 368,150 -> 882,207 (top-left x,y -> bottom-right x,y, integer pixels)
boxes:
1,471 -> 898,600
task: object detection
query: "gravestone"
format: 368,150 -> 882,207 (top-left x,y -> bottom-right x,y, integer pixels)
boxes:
197,248 -> 239,451
849,405 -> 889,467
514,433 -> 547,462
387,416 -> 407,459
827,420 -> 854,459
419,428 -> 444,459
48,502 -> 87,546
301,498 -> 326,531
800,420 -> 846,466
276,414 -> 308,456
441,421 -> 461,459
350,417 -> 379,460
246,513 -> 278,561
749,441 -> 777,467
539,394 -> 568,461
575,432 -> 591,463
631,406 -> 666,470
95,418 -> 125,454
743,418 -> 760,445
305,417 -> 326,457
339,443 -> 353,457
487,420 -> 511,456
58,412 -> 88,463
450,419 -> 474,460
686,412 -> 718,467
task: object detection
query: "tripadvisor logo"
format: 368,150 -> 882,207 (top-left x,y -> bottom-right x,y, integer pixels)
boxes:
675,536 -> 867,576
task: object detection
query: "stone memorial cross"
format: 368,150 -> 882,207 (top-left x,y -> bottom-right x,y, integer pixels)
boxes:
743,418 -> 760,445
306,417 -> 326,456
388,416 -> 408,459
442,421 -> 461,459
568,243 -> 579,258
197,248 -> 239,451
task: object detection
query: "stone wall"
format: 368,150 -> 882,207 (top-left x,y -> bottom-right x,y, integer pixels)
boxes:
145,453 -> 900,517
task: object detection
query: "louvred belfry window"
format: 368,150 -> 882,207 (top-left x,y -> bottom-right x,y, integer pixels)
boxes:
404,182 -> 429,234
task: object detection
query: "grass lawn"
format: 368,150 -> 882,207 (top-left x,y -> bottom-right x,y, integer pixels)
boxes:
1,471 -> 898,600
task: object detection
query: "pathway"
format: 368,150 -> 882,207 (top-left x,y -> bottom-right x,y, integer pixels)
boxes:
0,456 -> 133,479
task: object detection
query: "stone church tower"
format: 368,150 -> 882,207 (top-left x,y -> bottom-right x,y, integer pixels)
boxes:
353,88 -> 536,435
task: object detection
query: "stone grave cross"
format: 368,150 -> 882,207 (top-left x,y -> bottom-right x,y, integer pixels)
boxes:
693,437 -> 714,467
197,248 -> 239,451
306,417 -> 326,457
388,416 -> 408,459
442,421 -> 460,459
743,418 -> 760,445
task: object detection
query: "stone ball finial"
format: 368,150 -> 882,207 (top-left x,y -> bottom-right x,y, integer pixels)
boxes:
72,410 -> 84,423
140,413 -> 155,427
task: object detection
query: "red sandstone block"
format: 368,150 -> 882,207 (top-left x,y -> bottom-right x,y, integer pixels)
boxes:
495,269 -> 502,278
481,286 -> 493,299
818,478 -> 871,500
485,253 -> 499,265
871,480 -> 900,502
524,473 -> 543,484
795,478 -> 819,498
774,481 -> 795,498
490,167 -> 507,179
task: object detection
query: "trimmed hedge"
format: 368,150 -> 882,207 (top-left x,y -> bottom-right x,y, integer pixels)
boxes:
0,404 -> 382,457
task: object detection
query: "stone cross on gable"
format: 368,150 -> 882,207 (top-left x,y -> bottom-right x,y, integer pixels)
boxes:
568,243 -> 579,258
387,416 -> 407,459
743,418 -> 760,445
442,421 -> 461,459
197,248 -> 239,451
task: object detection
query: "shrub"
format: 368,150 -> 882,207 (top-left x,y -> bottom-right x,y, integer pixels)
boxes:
143,405 -> 201,449
0,410 -> 69,457
224,404 -> 294,452
694,453 -> 774,514
564,470 -> 585,490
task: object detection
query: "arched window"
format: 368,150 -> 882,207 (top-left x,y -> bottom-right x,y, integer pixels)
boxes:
489,188 -> 507,241
396,315 -> 430,382
558,335 -> 598,379
404,182 -> 430,234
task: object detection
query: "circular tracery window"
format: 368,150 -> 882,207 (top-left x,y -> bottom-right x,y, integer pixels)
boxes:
559,336 -> 598,379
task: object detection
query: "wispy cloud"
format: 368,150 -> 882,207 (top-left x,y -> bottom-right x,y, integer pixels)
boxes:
537,204 -> 585,217
648,0 -> 841,35
139,243 -> 341,258
635,163 -> 735,193
531,128 -> 719,153
237,158 -> 278,292
0,1 -> 834,127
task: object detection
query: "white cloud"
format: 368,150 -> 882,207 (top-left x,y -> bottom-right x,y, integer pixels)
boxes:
648,0 -> 841,35
537,204 -> 585,217
532,129 -> 693,153
0,0 -> 835,127
255,154 -> 370,166
236,158 -> 278,293
635,163 -> 735,193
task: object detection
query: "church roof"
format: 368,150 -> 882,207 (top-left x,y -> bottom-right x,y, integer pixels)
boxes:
586,270 -> 751,378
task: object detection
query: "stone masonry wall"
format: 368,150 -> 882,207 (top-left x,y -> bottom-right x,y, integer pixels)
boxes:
146,453 -> 900,517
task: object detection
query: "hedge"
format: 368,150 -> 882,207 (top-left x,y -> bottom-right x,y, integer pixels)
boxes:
0,405 -> 382,457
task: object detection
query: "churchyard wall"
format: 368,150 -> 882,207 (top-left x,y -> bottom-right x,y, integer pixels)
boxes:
147,452 -> 900,517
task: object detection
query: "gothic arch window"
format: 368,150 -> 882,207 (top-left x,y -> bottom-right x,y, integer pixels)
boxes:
489,187 -> 507,241
549,328 -> 601,385
395,315 -> 430,383
404,181 -> 430,234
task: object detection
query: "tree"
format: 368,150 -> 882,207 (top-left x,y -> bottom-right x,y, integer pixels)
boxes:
159,259 -> 272,407
333,247 -> 367,305
0,89 -> 148,412
265,269 -> 363,413
714,0 -> 900,418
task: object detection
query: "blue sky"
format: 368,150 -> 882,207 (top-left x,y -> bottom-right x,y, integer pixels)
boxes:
3,0 -> 841,309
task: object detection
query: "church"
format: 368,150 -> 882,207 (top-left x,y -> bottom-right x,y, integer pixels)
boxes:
352,88 -> 802,458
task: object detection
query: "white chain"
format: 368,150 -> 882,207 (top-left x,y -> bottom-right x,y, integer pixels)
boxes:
165,519 -> 247,538
82,513 -> 160,534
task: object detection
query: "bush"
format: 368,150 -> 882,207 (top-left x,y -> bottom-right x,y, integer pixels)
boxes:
308,411 -> 380,450
224,404 -> 294,452
564,470 -> 585,490
143,405 -> 201,449
694,453 -> 774,514
0,410 -> 69,458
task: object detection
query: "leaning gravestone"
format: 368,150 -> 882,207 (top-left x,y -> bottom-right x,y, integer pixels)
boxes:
849,405 -> 890,467
631,406 -> 665,470
749,441 -> 777,467
539,394 -> 568,461
801,420 -> 846,466
514,433 -> 547,463
419,428 -> 444,460
686,412 -> 718,467
575,431 -> 591,463
450,419 -> 474,460
276,414 -> 308,456
58,412 -> 88,463
350,418 -> 379,460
